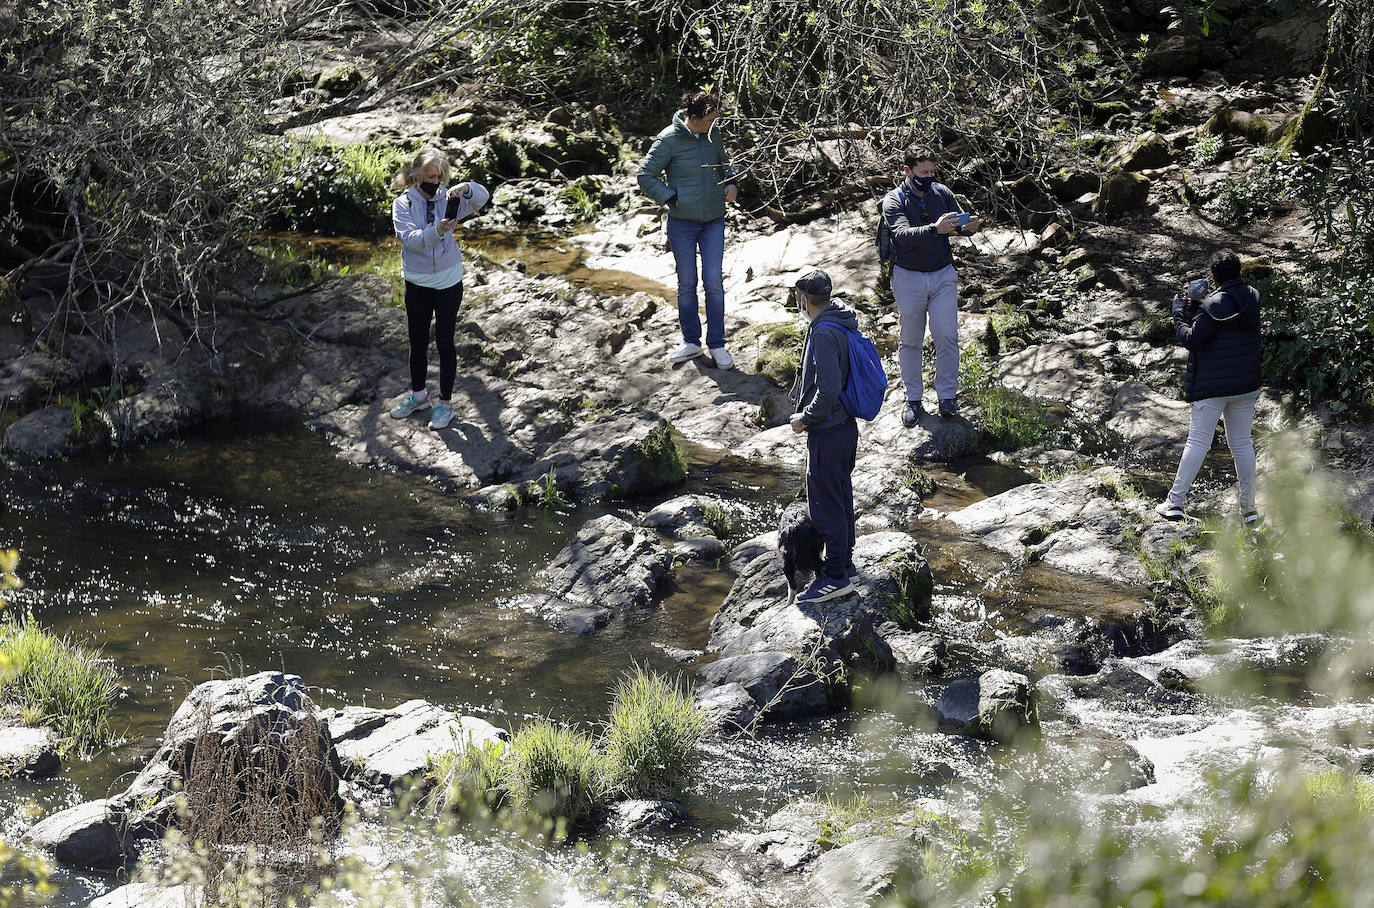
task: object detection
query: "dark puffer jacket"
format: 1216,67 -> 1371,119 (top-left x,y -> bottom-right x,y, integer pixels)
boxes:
1172,278 -> 1262,402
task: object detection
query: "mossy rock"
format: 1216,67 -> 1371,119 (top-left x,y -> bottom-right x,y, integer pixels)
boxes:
610,422 -> 687,498
1091,101 -> 1133,126
1115,131 -> 1173,172
742,321 -> 806,388
1093,170 -> 1150,217
1202,109 -> 1285,145
439,112 -> 492,141
1061,247 -> 1095,272
316,64 -> 363,96
883,548 -> 934,628
1240,256 -> 1273,280
0,276 -> 17,316
990,302 -> 1035,354
1048,169 -> 1100,202
1140,34 -> 1202,78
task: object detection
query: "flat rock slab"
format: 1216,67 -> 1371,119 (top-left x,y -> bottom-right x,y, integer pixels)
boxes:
88,883 -> 201,908
0,724 -> 60,778
607,799 -> 687,835
945,467 -> 1150,585
325,699 -> 507,792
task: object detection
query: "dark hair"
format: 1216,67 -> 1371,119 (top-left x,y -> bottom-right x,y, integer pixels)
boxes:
902,145 -> 939,169
684,91 -> 722,120
1209,249 -> 1242,283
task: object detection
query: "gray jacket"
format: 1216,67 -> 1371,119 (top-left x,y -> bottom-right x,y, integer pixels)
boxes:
392,182 -> 491,279
790,303 -> 859,431
636,111 -> 736,223
881,180 -> 966,273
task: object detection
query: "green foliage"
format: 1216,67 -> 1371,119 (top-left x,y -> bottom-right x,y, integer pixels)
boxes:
1188,132 -> 1224,168
701,503 -> 733,538
431,670 -> 705,828
531,468 -> 569,510
501,721 -> 605,827
743,321 -> 807,388
898,463 -> 936,498
601,667 -> 705,799
247,138 -> 411,235
1137,538 -> 1229,628
0,614 -> 119,754
557,181 -> 600,222
636,423 -> 687,490
958,348 -> 1054,452
1203,146 -> 1296,225
987,302 -> 1034,354
883,549 -> 933,628
816,793 -> 879,848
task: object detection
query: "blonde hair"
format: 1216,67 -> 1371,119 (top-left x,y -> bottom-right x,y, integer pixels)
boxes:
393,146 -> 451,190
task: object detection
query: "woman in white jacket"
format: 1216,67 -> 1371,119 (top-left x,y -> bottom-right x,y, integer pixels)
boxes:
388,147 -> 490,429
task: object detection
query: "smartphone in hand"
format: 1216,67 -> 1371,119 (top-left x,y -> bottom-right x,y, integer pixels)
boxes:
445,194 -> 461,221
956,212 -> 971,227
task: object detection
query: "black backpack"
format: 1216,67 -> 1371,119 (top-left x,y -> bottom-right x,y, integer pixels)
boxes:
876,184 -> 912,264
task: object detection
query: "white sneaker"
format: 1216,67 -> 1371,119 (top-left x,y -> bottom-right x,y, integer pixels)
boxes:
669,342 -> 703,363
709,347 -> 734,370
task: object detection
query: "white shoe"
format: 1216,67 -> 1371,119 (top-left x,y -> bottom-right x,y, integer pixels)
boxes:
709,347 -> 734,370
669,342 -> 703,363
389,391 -> 431,419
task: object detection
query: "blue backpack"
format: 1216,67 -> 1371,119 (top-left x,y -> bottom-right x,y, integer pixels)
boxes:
815,322 -> 887,420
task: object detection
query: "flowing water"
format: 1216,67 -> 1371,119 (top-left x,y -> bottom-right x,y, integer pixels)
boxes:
2,236 -> 1364,906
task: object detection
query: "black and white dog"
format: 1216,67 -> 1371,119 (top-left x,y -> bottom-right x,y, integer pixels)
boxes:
778,496 -> 824,604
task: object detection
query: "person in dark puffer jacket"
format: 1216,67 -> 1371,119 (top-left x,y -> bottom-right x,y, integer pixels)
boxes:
1156,249 -> 1264,525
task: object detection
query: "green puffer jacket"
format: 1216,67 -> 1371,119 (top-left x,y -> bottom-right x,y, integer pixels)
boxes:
636,111 -> 737,223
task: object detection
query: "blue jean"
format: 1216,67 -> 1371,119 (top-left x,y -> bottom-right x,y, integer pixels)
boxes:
666,215 -> 726,348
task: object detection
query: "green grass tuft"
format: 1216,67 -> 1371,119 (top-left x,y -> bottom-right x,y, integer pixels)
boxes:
958,348 -> 1053,452
501,721 -> 604,827
701,503 -> 732,538
0,617 -> 119,754
602,667 -> 705,800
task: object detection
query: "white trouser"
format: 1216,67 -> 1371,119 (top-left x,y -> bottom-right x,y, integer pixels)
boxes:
1166,390 -> 1259,512
891,263 -> 959,402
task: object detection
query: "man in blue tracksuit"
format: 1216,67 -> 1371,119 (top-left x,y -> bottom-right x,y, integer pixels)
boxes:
788,268 -> 859,603
881,146 -> 982,425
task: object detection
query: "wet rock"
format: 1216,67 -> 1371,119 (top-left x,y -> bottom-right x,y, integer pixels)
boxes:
1050,666 -> 1198,714
607,799 -> 687,835
642,493 -> 727,539
946,467 -> 1150,585
111,672 -> 343,839
2,406 -> 77,457
672,535 -> 728,562
697,681 -> 759,735
703,531 -> 927,720
934,670 -> 1037,743
508,593 -> 615,636
24,799 -> 132,872
543,514 -> 672,615
325,699 -> 507,793
1093,171 -> 1150,217
1045,726 -> 1156,793
879,627 -> 945,676
0,725 -> 60,778
698,652 -> 831,719
737,801 -> 828,871
810,835 -> 922,906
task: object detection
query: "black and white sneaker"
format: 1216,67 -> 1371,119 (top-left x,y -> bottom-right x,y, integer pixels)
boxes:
901,400 -> 924,428
796,574 -> 856,603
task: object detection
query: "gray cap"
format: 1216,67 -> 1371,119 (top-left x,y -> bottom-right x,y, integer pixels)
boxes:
794,267 -> 832,302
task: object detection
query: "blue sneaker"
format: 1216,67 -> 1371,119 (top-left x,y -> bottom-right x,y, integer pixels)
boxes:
430,401 -> 455,429
938,398 -> 958,418
390,391 -> 431,419
796,574 -> 856,604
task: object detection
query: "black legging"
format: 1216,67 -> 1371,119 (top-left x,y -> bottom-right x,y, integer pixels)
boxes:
404,280 -> 462,399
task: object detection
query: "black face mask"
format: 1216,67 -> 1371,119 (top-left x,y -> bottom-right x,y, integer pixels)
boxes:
418,180 -> 440,197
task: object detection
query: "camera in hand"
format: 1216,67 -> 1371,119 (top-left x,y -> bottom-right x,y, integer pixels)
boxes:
445,194 -> 461,221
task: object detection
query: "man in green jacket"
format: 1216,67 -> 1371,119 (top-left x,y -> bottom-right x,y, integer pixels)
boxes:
637,92 -> 739,369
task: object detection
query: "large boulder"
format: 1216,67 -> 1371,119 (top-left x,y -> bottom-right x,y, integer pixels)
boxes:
1115,131 -> 1174,172
699,531 -> 928,721
933,670 -> 1038,743
810,835 -> 922,906
1093,171 -> 1151,217
1140,34 -> 1202,77
24,799 -> 131,872
1,405 -> 77,458
542,514 -> 673,615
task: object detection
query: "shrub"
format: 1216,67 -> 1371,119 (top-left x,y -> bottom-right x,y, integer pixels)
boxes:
1188,132 -> 1224,168
247,138 -> 412,235
602,668 -> 705,800
0,616 -> 118,754
501,722 -> 604,827
1202,146 -> 1296,225
958,348 -> 1053,452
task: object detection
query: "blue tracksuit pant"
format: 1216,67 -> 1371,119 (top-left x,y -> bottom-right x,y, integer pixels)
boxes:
806,417 -> 859,578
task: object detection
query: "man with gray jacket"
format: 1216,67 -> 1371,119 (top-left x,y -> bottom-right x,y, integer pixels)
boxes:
637,92 -> 739,369
788,268 -> 859,603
